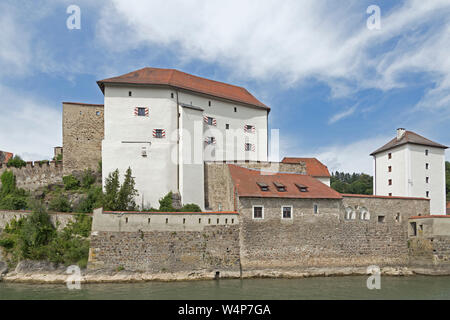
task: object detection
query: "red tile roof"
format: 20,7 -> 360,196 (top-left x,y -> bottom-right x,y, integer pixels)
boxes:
228,164 -> 342,199
0,151 -> 13,164
371,130 -> 448,156
281,157 -> 331,177
342,194 -> 430,201
97,67 -> 269,111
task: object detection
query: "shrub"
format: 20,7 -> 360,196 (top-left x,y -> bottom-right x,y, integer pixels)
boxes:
0,205 -> 91,268
103,169 -> 120,211
180,203 -> 202,212
1,170 -> 16,195
63,175 -> 80,190
81,169 -> 96,189
7,155 -> 26,168
48,194 -> 72,212
53,154 -> 63,161
75,186 -> 103,213
0,193 -> 29,210
158,192 -> 175,212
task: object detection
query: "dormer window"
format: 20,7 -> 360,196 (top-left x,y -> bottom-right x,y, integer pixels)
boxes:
257,182 -> 269,191
295,183 -> 308,192
274,182 -> 286,192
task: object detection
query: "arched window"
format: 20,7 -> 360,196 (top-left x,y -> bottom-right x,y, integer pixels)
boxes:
345,207 -> 355,220
359,207 -> 370,220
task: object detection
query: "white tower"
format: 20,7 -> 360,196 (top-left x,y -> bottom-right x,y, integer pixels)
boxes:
371,129 -> 448,215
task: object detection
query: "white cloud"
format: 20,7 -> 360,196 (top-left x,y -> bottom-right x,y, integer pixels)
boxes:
95,0 -> 450,113
0,85 -> 61,161
328,105 -> 357,124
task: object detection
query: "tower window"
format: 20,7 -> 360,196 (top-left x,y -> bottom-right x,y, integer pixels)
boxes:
426,163 -> 429,170
129,91 -> 132,97
226,124 -> 230,130
253,206 -> 264,219
426,177 -> 429,184
208,101 -> 211,107
425,149 -> 429,156
388,153 -> 392,159
313,204 -> 319,214
153,129 -> 165,139
388,166 -> 392,172
234,107 -> 237,112
388,179 -> 392,186
171,93 -> 174,98
426,191 -> 430,198
245,143 -> 255,152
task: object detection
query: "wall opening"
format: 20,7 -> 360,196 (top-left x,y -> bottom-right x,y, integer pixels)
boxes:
377,215 -> 385,223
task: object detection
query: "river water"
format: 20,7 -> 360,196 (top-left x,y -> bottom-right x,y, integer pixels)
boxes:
1,276 -> 450,300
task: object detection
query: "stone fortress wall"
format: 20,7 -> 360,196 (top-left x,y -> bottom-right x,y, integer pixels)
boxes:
88,208 -> 241,275
0,161 -> 63,192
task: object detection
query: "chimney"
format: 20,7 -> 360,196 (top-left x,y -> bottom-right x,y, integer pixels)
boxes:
397,128 -> 406,141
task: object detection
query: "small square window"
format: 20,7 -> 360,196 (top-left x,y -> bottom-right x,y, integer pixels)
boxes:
154,129 -> 164,139
378,216 -> 385,223
205,137 -> 216,145
226,124 -> 230,130
282,206 -> 292,219
388,153 -> 392,159
171,93 -> 174,98
245,143 -> 254,152
234,107 -> 237,112
129,91 -> 132,97
137,108 -> 146,116
96,111 -> 101,116
389,193 -> 392,197
253,206 -> 263,219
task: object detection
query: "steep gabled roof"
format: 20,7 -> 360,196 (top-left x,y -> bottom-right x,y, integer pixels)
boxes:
97,67 -> 269,111
281,157 -> 331,177
228,164 -> 342,199
371,131 -> 448,156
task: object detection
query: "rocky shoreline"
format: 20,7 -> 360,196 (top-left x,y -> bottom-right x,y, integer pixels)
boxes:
2,261 -> 449,284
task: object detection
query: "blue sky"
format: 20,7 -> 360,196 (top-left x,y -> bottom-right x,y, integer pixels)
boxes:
0,0 -> 449,174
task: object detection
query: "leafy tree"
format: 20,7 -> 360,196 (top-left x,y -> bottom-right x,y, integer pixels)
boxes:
180,203 -> 202,212
7,155 -> 26,168
331,171 -> 373,195
0,171 -> 29,210
75,186 -> 103,213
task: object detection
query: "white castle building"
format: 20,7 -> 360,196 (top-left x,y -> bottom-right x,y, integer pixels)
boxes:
371,128 -> 448,215
97,67 -> 270,209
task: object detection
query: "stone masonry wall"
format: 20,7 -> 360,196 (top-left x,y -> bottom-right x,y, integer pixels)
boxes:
239,196 -> 430,271
63,103 -> 104,174
0,161 -> 63,191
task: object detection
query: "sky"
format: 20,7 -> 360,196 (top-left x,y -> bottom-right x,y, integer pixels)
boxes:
0,0 -> 449,174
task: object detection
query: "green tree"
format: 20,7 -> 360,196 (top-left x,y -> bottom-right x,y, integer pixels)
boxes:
117,167 -> 139,211
48,193 -> 72,212
159,191 -> 175,212
7,155 -> 26,168
1,170 -> 16,195
63,175 -> 80,190
81,169 -> 96,189
103,169 -> 120,210
331,171 -> 373,195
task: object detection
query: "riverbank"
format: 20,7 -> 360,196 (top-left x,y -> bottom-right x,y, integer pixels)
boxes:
4,263 -> 450,284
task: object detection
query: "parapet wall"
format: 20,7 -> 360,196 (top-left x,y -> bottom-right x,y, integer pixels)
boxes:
88,208 -> 241,274
0,161 -> 64,191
